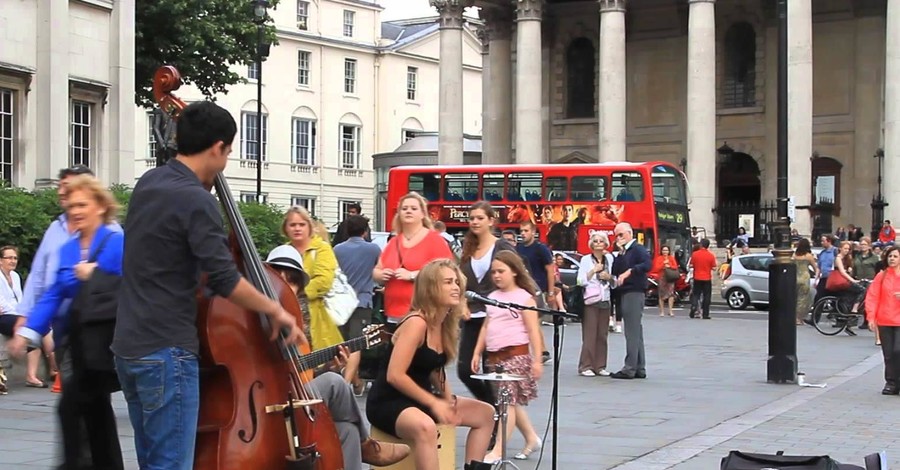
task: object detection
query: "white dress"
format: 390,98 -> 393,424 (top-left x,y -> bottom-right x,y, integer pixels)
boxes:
0,270 -> 22,316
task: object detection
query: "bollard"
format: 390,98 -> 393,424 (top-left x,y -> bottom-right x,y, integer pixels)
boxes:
767,217 -> 797,383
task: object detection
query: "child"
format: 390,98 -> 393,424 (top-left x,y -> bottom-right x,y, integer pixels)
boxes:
471,251 -> 543,462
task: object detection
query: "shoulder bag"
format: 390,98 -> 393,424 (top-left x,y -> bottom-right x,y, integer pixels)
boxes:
312,249 -> 358,326
583,255 -> 612,308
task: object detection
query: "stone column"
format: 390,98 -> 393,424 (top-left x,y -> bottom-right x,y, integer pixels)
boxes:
482,8 -> 513,164
479,27 -> 492,164
885,0 -> 900,224
108,0 -> 136,184
598,0 -> 627,162
431,0 -> 471,165
788,0 -> 813,236
686,0 -> 716,236
514,0 -> 544,164
35,0 -> 70,187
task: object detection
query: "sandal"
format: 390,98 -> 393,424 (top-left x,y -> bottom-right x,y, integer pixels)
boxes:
25,380 -> 48,388
514,440 -> 542,460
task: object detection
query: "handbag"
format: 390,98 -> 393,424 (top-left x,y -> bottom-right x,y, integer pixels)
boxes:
68,232 -> 120,377
720,450 -> 861,470
312,250 -> 358,326
825,272 -> 851,292
663,267 -> 680,283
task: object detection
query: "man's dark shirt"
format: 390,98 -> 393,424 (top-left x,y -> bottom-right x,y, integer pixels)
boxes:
112,159 -> 242,359
611,240 -> 652,293
516,241 -> 553,292
547,222 -> 576,251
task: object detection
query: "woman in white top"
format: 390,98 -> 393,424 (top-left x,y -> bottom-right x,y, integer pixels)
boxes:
576,233 -> 616,377
0,245 -> 57,389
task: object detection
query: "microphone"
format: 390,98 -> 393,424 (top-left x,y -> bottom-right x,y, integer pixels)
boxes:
464,291 -> 509,308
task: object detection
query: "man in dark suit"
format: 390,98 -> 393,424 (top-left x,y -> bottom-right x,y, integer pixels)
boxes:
610,223 -> 652,379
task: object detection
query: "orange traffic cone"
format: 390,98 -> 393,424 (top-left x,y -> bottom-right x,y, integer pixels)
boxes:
51,373 -> 62,393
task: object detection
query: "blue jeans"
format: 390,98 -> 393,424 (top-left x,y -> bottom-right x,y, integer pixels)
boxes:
115,347 -> 199,470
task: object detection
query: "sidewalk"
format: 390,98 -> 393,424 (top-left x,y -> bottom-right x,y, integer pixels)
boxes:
0,311 -> 891,469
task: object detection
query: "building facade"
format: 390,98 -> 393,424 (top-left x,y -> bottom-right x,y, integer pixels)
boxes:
430,0 -> 895,242
133,0 -> 483,228
0,0 -> 136,189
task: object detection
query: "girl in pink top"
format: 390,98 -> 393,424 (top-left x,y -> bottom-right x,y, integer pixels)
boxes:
471,251 -> 543,462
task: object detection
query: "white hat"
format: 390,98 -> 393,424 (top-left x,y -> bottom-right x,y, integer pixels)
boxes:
266,245 -> 310,287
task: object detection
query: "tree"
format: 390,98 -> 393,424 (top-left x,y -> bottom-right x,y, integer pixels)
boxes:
135,0 -> 280,108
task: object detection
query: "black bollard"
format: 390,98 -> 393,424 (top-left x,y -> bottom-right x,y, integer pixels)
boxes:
767,218 -> 797,383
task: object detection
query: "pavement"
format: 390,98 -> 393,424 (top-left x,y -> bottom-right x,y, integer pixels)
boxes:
0,305 -> 894,470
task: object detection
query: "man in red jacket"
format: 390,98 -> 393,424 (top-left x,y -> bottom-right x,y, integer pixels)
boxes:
689,238 -> 718,319
878,220 -> 896,248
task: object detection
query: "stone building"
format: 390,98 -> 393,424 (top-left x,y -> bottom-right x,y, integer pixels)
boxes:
0,0 -> 135,188
431,0 -> 896,241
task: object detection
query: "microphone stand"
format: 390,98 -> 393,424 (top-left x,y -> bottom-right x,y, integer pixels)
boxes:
495,298 -> 578,470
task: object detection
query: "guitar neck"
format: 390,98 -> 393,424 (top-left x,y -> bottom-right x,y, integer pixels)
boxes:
299,336 -> 369,371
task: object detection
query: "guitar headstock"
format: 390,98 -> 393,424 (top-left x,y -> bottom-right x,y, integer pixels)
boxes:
362,324 -> 390,349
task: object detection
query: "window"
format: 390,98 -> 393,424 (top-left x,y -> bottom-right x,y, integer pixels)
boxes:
566,38 -> 596,118
612,171 -> 644,201
544,177 -> 568,201
344,58 -> 357,94
248,62 -> 260,81
740,255 -> 772,272
70,101 -> 92,168
241,192 -> 268,204
343,10 -> 355,37
482,173 -> 505,201
339,200 -> 362,222
241,112 -> 268,161
146,112 -> 157,160
291,118 -> 316,166
408,173 -> 441,201
723,22 -> 757,108
507,172 -> 542,202
444,173 -> 478,201
651,164 -> 687,205
291,196 -> 316,215
340,124 -> 360,169
0,89 -> 14,184
406,67 -> 418,100
297,51 -> 311,86
812,155 -> 843,215
296,0 -> 309,30
401,129 -> 418,143
571,176 -> 607,201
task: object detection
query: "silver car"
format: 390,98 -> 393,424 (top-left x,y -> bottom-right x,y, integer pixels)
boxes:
721,253 -> 816,310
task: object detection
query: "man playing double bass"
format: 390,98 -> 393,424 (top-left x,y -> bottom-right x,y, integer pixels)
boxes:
112,102 -> 308,469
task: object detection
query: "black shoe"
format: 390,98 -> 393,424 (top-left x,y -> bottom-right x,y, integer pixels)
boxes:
882,384 -> 899,395
702,315 -> 711,320
464,460 -> 495,470
689,310 -> 696,319
635,371 -> 647,379
610,371 -> 635,380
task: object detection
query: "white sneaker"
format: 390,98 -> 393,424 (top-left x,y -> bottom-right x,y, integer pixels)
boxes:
614,325 -> 623,333
579,370 -> 596,377
597,369 -> 611,376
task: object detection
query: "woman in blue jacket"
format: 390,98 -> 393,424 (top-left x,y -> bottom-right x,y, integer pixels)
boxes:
9,174 -> 125,470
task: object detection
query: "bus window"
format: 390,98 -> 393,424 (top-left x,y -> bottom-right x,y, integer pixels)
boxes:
612,171 -> 644,202
508,172 -> 542,202
652,164 -> 687,205
483,173 -> 505,201
571,176 -> 607,201
544,177 -> 568,201
445,173 -> 479,201
409,173 -> 441,202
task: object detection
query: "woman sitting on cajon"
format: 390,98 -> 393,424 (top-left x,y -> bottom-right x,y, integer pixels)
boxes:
366,259 -> 495,470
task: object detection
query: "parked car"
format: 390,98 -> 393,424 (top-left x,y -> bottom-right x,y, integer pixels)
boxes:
552,251 -> 583,288
720,253 -> 816,310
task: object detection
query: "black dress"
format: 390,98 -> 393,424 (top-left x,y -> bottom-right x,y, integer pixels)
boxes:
366,315 -> 447,437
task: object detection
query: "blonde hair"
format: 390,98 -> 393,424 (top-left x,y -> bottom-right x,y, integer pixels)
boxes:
391,192 -> 433,233
409,259 -> 466,362
282,205 -> 330,241
492,250 -> 538,296
65,174 -> 119,224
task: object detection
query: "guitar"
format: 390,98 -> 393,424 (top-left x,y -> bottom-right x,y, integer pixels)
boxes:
297,324 -> 389,375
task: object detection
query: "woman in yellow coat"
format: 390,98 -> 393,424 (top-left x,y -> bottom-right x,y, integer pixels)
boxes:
281,206 -> 343,350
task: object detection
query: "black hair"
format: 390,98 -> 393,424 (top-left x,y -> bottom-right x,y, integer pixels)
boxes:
700,238 -> 710,249
348,202 -> 362,214
345,215 -> 370,238
176,101 -> 237,156
58,165 -> 93,180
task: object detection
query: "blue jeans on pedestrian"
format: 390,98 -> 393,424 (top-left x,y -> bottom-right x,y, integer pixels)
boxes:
115,347 -> 199,470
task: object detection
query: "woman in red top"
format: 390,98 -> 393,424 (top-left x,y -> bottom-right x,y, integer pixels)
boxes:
651,245 -> 678,317
374,192 -> 453,325
865,246 -> 900,395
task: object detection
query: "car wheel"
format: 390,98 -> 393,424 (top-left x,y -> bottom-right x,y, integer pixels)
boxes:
726,288 -> 750,310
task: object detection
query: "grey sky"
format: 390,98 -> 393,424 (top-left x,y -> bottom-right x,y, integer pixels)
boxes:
378,0 -> 480,21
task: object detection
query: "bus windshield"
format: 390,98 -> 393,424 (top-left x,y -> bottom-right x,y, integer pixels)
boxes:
651,164 -> 687,206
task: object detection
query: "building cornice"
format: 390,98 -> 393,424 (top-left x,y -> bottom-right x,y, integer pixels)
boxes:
276,29 -> 380,53
331,0 -> 384,12
72,0 -> 114,11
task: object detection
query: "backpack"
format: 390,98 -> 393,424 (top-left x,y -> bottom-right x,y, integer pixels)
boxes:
720,451 -> 863,470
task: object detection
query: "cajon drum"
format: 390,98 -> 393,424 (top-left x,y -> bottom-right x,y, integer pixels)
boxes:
369,424 -> 456,470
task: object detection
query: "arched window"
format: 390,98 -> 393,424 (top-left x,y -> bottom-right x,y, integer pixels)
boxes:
566,38 -> 595,118
723,22 -> 756,108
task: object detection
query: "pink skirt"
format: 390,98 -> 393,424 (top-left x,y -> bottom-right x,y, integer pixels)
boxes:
486,354 -> 538,406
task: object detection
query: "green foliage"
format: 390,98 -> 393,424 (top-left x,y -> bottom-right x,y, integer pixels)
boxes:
234,201 -> 287,257
109,183 -> 133,223
135,0 -> 281,108
0,188 -> 58,278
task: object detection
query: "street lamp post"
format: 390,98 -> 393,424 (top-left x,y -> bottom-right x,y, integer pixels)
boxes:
252,0 -> 269,203
871,149 -> 888,239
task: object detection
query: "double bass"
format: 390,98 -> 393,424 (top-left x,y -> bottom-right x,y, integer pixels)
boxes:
151,66 -> 344,470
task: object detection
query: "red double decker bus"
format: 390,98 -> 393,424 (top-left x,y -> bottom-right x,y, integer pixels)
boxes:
385,161 -> 693,260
